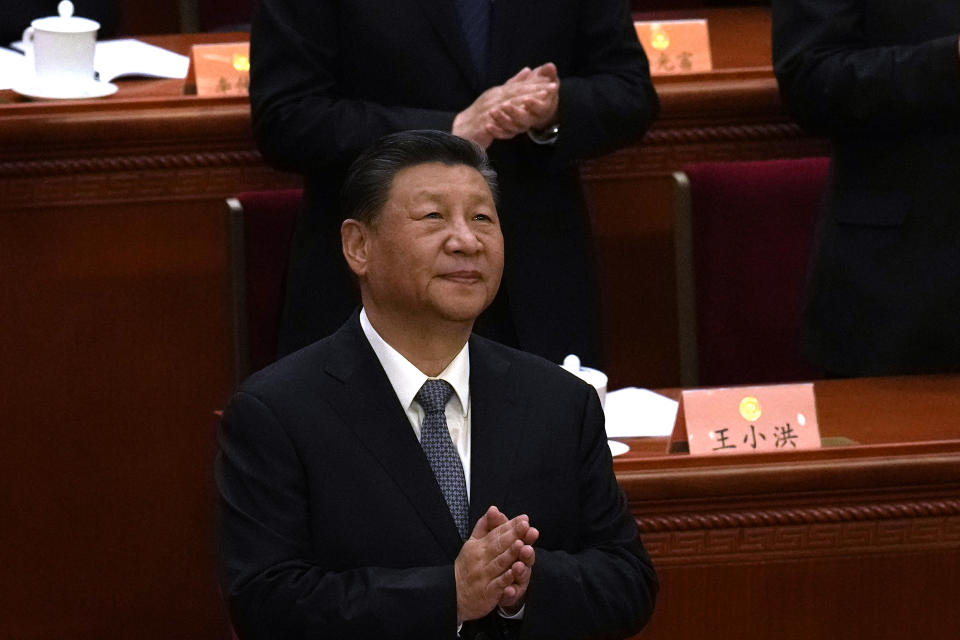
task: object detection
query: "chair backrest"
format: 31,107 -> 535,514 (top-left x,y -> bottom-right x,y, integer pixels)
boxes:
673,157 -> 830,387
227,189 -> 303,386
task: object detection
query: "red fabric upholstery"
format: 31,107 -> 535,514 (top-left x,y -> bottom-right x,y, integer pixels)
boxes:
235,189 -> 302,378
683,157 -> 830,386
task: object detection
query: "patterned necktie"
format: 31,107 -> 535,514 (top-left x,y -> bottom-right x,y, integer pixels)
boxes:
454,0 -> 491,75
415,379 -> 469,540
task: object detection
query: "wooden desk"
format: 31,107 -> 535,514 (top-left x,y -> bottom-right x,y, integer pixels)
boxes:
615,375 -> 960,640
1,33 -> 289,640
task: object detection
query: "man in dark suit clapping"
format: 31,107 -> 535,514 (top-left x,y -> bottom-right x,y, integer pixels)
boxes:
217,130 -> 657,640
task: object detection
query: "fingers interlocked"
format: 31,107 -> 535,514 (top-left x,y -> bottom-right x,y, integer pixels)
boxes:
452,63 -> 561,148
454,505 -> 539,621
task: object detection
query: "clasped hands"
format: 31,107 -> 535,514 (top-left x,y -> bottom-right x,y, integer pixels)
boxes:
452,63 -> 560,149
455,505 -> 539,622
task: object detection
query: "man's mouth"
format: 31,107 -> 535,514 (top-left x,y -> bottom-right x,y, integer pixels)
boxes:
442,270 -> 483,284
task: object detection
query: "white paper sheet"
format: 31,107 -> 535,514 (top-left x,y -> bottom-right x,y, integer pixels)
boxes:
603,387 -> 679,438
6,38 -> 189,84
0,47 -> 30,90
93,39 -> 190,82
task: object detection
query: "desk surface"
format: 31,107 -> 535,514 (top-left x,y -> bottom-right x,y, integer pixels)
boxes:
2,7 -> 774,107
618,373 -> 960,459
615,374 -> 960,502
1,33 -> 243,106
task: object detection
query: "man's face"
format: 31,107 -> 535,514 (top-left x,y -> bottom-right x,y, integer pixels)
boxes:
354,162 -> 504,328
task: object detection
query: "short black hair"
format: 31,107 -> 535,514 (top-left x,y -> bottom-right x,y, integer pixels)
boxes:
340,130 -> 499,225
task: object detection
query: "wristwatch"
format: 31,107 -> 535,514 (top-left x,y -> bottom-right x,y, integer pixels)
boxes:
528,123 -> 560,145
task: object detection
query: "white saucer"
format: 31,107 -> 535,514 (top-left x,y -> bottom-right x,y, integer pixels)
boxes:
11,78 -> 118,100
607,440 -> 630,457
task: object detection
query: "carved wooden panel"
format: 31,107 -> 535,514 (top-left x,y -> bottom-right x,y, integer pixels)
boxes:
641,511 -> 960,565
0,151 -> 293,208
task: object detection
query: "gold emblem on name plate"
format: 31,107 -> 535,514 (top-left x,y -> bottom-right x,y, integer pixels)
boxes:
232,53 -> 250,72
650,25 -> 670,51
739,396 -> 762,422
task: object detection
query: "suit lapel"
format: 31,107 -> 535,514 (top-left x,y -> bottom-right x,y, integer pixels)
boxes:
410,0 -> 487,93
323,316 -> 465,559
467,337 -> 527,524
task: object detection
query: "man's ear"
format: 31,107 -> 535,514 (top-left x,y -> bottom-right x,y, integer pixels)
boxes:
341,218 -> 370,276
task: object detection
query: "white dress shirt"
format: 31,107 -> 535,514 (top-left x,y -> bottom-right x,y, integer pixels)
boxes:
359,309 -> 526,624
359,308 -> 472,498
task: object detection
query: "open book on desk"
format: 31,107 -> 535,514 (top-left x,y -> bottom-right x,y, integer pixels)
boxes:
3,38 -> 189,87
93,39 -> 190,82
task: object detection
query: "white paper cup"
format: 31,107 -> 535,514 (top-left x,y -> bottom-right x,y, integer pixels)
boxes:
561,354 -> 608,407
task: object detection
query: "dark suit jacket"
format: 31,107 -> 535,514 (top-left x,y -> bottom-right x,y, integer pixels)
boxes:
217,313 -> 657,639
773,0 -> 960,375
249,0 -> 659,367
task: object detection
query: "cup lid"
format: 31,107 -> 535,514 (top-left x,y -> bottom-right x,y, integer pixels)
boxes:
32,1 -> 99,33
561,354 -> 608,387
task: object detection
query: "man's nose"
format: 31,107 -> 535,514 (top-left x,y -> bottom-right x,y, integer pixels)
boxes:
446,218 -> 483,253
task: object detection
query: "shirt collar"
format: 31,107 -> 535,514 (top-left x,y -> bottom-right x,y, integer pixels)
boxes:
359,308 -> 470,416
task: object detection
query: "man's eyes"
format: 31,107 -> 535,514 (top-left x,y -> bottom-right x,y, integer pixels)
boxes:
419,211 -> 496,222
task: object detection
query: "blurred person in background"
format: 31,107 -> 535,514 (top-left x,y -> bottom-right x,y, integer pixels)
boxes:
773,0 -> 960,376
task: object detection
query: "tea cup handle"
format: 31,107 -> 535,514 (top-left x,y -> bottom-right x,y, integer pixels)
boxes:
21,26 -> 35,63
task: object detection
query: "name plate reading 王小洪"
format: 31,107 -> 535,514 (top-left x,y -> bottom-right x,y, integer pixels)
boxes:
190,42 -> 250,97
634,19 -> 712,76
677,383 -> 821,455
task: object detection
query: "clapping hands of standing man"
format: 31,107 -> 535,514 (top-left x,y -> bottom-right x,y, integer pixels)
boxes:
452,63 -> 560,148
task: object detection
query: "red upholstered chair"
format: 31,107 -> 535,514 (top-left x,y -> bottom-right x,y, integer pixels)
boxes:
227,189 -> 302,386
673,157 -> 830,387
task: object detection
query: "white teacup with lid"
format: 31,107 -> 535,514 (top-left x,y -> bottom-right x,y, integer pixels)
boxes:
561,354 -> 608,407
23,1 -> 100,90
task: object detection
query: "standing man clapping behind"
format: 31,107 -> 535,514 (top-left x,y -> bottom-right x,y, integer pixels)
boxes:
250,0 -> 659,369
